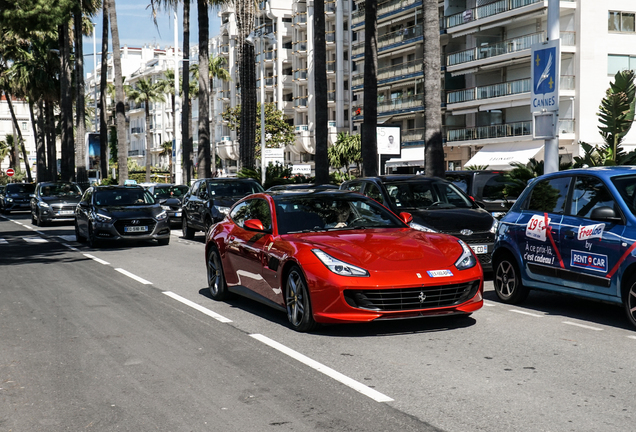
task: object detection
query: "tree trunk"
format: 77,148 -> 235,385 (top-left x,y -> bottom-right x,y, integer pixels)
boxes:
182,0 -> 192,185
239,42 -> 256,170
59,23 -> 75,182
30,100 -> 47,183
423,0 -> 444,178
74,8 -> 87,185
5,92 -> 33,182
362,0 -> 378,176
314,0 -> 329,184
109,0 -> 129,184
45,99 -> 57,180
197,0 -> 210,179
145,104 -> 152,182
100,0 -> 110,178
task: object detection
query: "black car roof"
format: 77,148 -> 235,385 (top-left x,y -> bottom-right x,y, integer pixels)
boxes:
93,185 -> 144,190
268,189 -> 357,199
351,175 -> 449,182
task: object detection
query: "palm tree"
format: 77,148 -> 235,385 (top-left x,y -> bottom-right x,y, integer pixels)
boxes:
159,140 -> 173,181
196,0 -> 212,179
127,78 -> 166,182
313,0 -> 329,184
423,0 -> 444,177
108,0 -> 129,184
362,0 -> 378,176
99,0 -> 110,178
59,21 -> 74,182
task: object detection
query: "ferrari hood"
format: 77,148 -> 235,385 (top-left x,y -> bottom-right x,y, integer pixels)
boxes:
294,229 -> 463,270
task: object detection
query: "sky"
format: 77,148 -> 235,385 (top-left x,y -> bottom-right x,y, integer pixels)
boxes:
82,0 -> 221,76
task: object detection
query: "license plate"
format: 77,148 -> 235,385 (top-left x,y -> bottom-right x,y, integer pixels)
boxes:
124,226 -> 148,233
470,244 -> 487,254
427,269 -> 454,278
174,212 -> 181,217
59,210 -> 74,215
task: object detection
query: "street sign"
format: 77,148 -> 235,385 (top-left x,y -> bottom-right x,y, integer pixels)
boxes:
6,168 -> 14,177
291,164 -> 311,175
263,147 -> 285,166
530,39 -> 560,114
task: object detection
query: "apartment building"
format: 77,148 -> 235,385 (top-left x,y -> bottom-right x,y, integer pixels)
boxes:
0,95 -> 37,175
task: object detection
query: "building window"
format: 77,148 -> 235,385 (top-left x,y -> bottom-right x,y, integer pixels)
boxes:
609,11 -> 636,33
608,54 -> 636,75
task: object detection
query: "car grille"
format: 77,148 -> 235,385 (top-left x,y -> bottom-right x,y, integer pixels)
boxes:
52,204 -> 76,212
114,218 -> 156,236
439,230 -> 493,244
344,281 -> 480,311
478,254 -> 492,266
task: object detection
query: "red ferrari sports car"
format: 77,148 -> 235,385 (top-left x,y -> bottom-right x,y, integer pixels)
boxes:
205,190 -> 483,331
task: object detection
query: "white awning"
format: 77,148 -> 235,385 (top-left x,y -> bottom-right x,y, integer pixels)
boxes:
464,141 -> 544,170
385,147 -> 425,168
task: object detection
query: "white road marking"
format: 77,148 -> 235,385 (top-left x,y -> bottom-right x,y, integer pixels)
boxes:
23,236 -> 48,244
34,230 -> 46,236
83,253 -> 110,265
60,243 -> 80,252
23,224 -> 35,231
563,321 -> 603,331
628,336 -> 636,340
509,309 -> 544,318
115,268 -> 153,285
58,235 -> 77,242
483,300 -> 497,307
0,238 -> 7,244
12,221 -> 23,225
250,333 -> 394,403
163,291 -> 232,323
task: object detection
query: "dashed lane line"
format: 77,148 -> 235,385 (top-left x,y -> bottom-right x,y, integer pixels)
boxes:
115,268 -> 153,285
562,321 -> 603,331
509,309 -> 544,318
22,236 -> 49,244
0,238 -> 7,244
163,291 -> 232,323
250,333 -> 394,403
83,253 -> 110,265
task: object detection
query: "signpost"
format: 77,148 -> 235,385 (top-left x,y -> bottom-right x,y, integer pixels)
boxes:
6,168 -> 14,177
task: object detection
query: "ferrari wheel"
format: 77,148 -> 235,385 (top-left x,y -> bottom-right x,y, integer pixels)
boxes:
182,214 -> 195,239
493,255 -> 528,304
623,276 -> 636,329
207,247 -> 228,300
285,266 -> 316,332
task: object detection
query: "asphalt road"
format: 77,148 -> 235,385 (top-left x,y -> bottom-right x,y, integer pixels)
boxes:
1,212 -> 635,432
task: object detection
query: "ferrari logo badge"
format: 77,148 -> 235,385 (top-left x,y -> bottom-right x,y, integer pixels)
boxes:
418,292 -> 426,303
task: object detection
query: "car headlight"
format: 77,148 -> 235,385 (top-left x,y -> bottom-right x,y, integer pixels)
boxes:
156,211 -> 168,221
161,205 -> 171,211
410,221 -> 437,232
40,201 -> 50,208
312,249 -> 369,277
93,212 -> 112,223
6,197 -> 13,202
455,240 -> 477,270
489,218 -> 499,234
216,206 -> 231,215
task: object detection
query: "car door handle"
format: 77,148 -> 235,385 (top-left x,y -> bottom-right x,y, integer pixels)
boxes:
563,230 -> 577,239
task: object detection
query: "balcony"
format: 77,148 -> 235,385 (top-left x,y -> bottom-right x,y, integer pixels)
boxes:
403,128 -> 424,143
293,68 -> 308,80
265,76 -> 276,86
295,124 -> 309,132
293,12 -> 307,26
446,31 -> 577,71
220,44 -> 230,56
447,78 -> 531,105
352,59 -> 422,90
220,136 -> 232,142
354,25 -> 423,59
131,127 -> 143,134
327,60 -> 336,73
326,30 -> 335,43
352,0 -> 422,28
328,121 -> 337,127
446,121 -> 532,143
325,1 -> 336,14
327,91 -> 336,103
445,0 -> 544,31
128,149 -> 145,157
293,41 -> 308,53
378,94 -> 424,114
294,97 -> 308,108
218,90 -> 231,100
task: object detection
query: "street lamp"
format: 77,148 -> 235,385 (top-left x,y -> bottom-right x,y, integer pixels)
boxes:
246,30 -> 276,186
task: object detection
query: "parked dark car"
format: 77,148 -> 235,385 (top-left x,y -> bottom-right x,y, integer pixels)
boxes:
341,175 -> 497,270
0,182 -> 35,214
142,183 -> 189,226
445,170 -> 518,217
75,185 -> 171,247
182,178 -> 264,239
266,183 -> 339,191
30,182 -> 82,226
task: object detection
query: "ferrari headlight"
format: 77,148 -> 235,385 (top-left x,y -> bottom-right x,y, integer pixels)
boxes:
156,211 -> 168,221
455,240 -> 477,270
93,212 -> 112,223
489,218 -> 499,234
312,249 -> 369,277
410,222 -> 437,232
216,206 -> 231,215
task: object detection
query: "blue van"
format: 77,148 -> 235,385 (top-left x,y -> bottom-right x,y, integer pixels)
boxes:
492,167 -> 636,328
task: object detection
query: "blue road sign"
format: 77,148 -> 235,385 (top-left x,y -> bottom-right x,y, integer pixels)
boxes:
531,39 -> 560,113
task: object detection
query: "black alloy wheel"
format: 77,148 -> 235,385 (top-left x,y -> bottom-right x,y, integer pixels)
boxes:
493,255 -> 529,304
285,265 -> 317,332
624,276 -> 636,329
182,214 -> 195,239
207,247 -> 228,300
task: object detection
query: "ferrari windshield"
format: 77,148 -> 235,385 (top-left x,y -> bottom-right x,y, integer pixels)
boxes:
275,193 -> 406,234
94,188 -> 155,206
385,180 -> 474,210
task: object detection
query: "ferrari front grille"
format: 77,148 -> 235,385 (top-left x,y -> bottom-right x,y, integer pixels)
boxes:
344,281 -> 480,311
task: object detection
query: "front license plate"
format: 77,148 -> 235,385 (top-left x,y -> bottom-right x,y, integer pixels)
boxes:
124,226 -> 148,233
174,212 -> 181,217
470,244 -> 487,254
427,269 -> 454,278
59,210 -> 74,215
